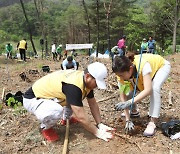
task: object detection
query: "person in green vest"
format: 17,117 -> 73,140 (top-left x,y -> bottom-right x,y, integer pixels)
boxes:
56,44 -> 62,60
17,39 -> 27,61
5,43 -> 13,59
23,62 -> 115,142
112,52 -> 171,137
140,38 -> 148,53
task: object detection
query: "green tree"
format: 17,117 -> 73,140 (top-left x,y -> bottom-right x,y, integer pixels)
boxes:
125,7 -> 149,51
149,0 -> 180,52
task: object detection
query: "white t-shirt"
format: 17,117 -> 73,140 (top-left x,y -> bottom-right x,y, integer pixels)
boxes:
51,44 -> 56,53
142,60 -> 169,76
142,62 -> 152,76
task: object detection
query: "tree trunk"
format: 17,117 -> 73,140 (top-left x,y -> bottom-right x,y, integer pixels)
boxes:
82,0 -> 91,56
172,20 -> 177,53
34,0 -> 45,58
172,0 -> 180,53
104,0 -> 112,54
82,0 -> 91,43
96,0 -> 100,57
19,0 -> 37,55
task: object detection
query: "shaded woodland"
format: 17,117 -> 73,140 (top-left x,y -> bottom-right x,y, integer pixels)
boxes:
0,0 -> 179,55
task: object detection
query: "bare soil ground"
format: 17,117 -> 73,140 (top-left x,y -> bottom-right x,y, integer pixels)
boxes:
0,53 -> 180,154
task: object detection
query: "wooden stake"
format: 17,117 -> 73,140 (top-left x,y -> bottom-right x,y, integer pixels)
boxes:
168,91 -> 172,106
1,87 -> 5,102
62,119 -> 70,154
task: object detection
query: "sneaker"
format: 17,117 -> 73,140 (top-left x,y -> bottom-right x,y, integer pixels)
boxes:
130,112 -> 140,118
60,117 -> 79,126
121,111 -> 140,118
41,127 -> 59,141
143,122 -> 156,137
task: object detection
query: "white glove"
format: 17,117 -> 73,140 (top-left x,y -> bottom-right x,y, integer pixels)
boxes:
97,123 -> 116,131
62,106 -> 72,120
125,120 -> 134,132
95,128 -> 113,142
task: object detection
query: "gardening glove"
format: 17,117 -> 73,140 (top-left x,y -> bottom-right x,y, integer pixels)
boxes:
115,100 -> 132,111
95,128 -> 113,142
97,123 -> 116,132
62,106 -> 73,120
125,120 -> 134,132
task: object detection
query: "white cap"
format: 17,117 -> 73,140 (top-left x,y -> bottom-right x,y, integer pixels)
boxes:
88,62 -> 107,89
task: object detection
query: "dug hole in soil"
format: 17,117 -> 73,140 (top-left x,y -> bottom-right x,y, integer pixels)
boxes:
0,53 -> 180,154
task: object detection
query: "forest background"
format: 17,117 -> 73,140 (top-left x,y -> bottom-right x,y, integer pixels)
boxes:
0,0 -> 179,57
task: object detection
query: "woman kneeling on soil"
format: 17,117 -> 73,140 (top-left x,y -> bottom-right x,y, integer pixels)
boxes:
112,53 -> 171,137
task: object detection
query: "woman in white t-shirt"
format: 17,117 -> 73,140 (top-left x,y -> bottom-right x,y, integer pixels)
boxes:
112,52 -> 171,137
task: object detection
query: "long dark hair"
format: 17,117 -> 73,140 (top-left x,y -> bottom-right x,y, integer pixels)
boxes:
112,52 -> 135,73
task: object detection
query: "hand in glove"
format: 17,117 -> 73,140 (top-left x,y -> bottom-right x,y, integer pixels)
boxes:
115,100 -> 132,111
96,128 -> 113,142
125,120 -> 134,132
97,123 -> 116,132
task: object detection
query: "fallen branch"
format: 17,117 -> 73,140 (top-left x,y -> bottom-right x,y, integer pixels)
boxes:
97,95 -> 117,103
62,119 -> 70,154
115,132 -> 143,152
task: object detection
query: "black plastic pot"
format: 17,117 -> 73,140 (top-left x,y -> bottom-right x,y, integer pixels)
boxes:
14,91 -> 23,103
42,65 -> 50,73
5,91 -> 24,106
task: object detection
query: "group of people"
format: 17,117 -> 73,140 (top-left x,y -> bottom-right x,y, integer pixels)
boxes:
111,35 -> 127,58
5,39 -> 27,61
51,43 -> 63,61
51,43 -> 72,61
23,37 -> 171,142
140,36 -> 156,54
111,36 -> 156,58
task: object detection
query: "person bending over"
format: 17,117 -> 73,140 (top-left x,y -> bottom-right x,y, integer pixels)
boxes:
61,56 -> 79,70
23,62 -> 115,142
112,53 -> 171,137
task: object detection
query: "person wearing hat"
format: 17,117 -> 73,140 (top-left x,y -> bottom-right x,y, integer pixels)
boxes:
141,38 -> 148,53
23,62 -> 115,142
117,35 -> 127,56
56,44 -> 63,60
61,56 -> 79,70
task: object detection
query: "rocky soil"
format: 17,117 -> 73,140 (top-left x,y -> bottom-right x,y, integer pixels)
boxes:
0,53 -> 179,154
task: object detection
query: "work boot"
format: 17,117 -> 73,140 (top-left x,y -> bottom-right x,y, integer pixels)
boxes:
41,127 -> 59,141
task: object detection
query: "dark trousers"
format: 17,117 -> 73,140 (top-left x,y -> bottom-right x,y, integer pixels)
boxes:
7,52 -> 12,59
149,48 -> 155,54
52,52 -> 58,61
19,49 -> 26,61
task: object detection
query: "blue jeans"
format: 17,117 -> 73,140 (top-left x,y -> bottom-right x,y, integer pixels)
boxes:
149,48 -> 155,54
117,48 -> 125,56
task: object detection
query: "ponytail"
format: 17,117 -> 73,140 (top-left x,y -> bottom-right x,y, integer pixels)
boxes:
126,52 -> 135,62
